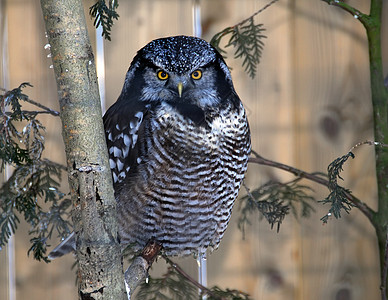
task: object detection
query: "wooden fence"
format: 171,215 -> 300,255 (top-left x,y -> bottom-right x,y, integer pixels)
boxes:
1,0 -> 387,299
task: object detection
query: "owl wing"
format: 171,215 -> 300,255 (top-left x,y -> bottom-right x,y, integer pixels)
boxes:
103,100 -> 149,185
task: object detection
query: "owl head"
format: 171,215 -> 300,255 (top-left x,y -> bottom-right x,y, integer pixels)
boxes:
118,36 -> 236,110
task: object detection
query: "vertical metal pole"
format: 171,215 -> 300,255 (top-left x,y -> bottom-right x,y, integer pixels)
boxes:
96,23 -> 106,113
192,1 -> 206,298
1,2 -> 16,299
192,0 -> 202,38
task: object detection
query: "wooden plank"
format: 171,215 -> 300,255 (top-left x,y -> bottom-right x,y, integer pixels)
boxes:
2,0 -> 385,299
291,1 -> 379,299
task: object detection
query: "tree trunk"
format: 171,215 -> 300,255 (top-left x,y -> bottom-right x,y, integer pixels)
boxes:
363,1 -> 388,298
40,0 -> 126,299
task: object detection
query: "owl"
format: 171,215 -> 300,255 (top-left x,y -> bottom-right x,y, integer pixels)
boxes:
49,35 -> 251,259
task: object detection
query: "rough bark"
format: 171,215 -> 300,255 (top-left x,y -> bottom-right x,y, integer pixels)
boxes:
40,0 -> 126,299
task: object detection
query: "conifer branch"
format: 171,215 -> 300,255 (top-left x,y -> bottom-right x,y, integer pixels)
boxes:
248,150 -> 375,225
137,255 -> 252,299
210,0 -> 278,78
240,179 -> 315,233
89,0 -> 119,41
1,85 -> 59,117
0,84 -> 69,261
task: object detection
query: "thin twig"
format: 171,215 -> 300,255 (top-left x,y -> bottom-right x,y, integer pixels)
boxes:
163,256 -> 220,299
1,86 -> 60,116
235,0 -> 279,27
22,97 -> 60,116
349,140 -> 388,152
248,152 -> 375,225
43,158 -> 67,171
322,0 -> 369,27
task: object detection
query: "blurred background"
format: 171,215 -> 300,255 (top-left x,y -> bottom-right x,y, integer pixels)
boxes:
0,0 -> 387,299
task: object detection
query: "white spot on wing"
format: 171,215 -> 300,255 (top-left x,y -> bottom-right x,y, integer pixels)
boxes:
123,134 -> 130,147
130,112 -> 143,132
109,158 -> 116,169
113,172 -> 118,183
135,111 -> 143,121
122,146 -> 129,158
132,134 -> 138,147
113,146 -> 121,157
117,159 -> 124,172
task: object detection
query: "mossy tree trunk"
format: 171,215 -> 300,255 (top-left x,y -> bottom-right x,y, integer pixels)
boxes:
40,0 -> 126,299
362,1 -> 388,298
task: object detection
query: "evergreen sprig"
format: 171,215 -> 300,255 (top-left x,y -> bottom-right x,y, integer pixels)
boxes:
136,267 -> 198,300
320,152 -> 355,223
207,287 -> 252,300
227,18 -> 266,79
210,18 -> 266,79
89,0 -> 119,41
1,83 -> 34,170
136,262 -> 252,300
0,84 -> 71,261
210,0 -> 279,78
239,180 -> 315,233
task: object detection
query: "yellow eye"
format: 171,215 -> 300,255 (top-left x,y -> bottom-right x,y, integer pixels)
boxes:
157,70 -> 169,80
191,69 -> 202,80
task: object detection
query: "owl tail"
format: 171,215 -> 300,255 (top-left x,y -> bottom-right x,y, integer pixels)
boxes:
48,232 -> 76,260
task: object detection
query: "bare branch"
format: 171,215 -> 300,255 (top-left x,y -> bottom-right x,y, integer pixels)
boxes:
349,140 -> 388,152
321,0 -> 370,28
0,86 -> 59,116
22,97 -> 60,116
235,0 -> 279,27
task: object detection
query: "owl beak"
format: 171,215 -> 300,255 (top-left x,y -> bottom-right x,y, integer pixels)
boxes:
177,82 -> 183,98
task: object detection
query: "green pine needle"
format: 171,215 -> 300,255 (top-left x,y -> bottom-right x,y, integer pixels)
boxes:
226,18 -> 266,78
136,267 -> 197,300
89,0 -> 119,41
239,180 -> 316,234
0,84 -> 71,261
320,152 -> 355,223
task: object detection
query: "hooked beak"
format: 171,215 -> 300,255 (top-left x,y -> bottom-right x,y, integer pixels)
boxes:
177,82 -> 183,98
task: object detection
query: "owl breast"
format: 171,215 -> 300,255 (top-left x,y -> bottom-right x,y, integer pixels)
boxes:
116,100 -> 250,256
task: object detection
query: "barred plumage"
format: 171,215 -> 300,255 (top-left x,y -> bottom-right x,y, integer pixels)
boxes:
48,35 -> 250,259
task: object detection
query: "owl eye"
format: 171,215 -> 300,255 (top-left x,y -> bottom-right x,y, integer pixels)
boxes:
157,70 -> 169,80
191,69 -> 202,80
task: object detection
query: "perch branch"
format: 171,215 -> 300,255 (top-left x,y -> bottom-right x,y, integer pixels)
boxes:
124,241 -> 162,299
